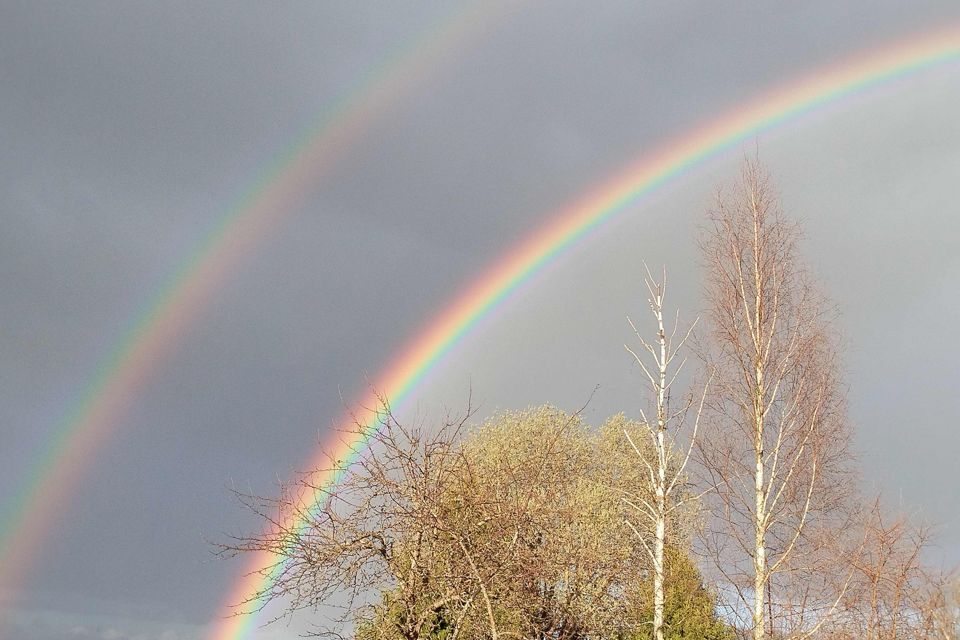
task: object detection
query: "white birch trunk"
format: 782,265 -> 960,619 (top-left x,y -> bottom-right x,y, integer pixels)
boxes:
754,432 -> 766,640
654,302 -> 668,640
753,209 -> 767,640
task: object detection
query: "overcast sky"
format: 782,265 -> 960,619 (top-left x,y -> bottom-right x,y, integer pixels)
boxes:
2,2 -> 959,639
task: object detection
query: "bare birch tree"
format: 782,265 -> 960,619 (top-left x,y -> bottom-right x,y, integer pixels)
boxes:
826,496 -> 937,640
623,266 -> 709,640
920,575 -> 960,640
697,159 -> 857,640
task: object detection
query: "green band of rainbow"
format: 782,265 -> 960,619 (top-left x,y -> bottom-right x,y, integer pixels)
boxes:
207,25 -> 959,640
0,0 -> 509,611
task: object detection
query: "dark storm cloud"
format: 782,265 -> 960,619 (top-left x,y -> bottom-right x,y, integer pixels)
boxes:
2,2 -> 959,638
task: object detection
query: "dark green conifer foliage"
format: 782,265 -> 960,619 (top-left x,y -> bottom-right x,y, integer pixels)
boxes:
649,547 -> 734,640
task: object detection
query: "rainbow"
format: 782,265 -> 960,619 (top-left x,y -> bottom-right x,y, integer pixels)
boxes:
0,0 -> 510,611
207,25 -> 960,640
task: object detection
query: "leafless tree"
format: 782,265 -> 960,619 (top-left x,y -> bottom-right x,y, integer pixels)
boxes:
854,498 -> 932,639
819,496 -> 959,640
919,574 -> 960,640
697,159 -> 858,640
623,265 -> 709,640
218,395 -> 478,639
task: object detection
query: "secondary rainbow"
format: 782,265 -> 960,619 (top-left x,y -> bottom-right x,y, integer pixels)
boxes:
0,1 -> 509,610
208,25 -> 960,640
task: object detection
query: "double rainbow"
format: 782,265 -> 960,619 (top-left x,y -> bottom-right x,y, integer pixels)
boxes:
0,12 -> 955,640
